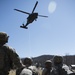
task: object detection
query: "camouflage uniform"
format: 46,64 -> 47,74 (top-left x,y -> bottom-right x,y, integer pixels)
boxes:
18,57 -> 39,75
16,57 -> 33,75
51,55 -> 74,75
42,60 -> 53,75
0,32 -> 24,75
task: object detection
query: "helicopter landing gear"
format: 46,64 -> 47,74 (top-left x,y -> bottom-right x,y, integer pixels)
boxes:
20,25 -> 28,29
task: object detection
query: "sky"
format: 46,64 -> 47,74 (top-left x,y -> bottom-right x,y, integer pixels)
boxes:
0,0 -> 75,58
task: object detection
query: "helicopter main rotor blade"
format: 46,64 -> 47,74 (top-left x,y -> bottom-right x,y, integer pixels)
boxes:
14,9 -> 30,15
32,1 -> 38,13
38,15 -> 48,18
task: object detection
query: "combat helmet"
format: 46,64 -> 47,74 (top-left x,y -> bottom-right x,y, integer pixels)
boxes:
0,32 -> 9,43
23,57 -> 33,66
45,60 -> 52,64
45,60 -> 52,69
53,56 -> 63,65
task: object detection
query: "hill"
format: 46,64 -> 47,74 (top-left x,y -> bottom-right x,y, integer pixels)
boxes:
21,55 -> 75,67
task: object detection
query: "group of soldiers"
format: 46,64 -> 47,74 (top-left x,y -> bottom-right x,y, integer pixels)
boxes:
42,56 -> 75,75
0,31 -> 75,75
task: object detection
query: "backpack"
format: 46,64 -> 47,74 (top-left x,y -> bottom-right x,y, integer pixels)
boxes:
16,66 -> 38,75
0,46 -> 13,71
57,68 -> 67,75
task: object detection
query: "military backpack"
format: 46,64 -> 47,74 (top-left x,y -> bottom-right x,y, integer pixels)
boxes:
0,45 -> 13,71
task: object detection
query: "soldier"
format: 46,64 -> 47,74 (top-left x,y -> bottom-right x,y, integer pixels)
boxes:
52,55 -> 74,75
23,57 -> 33,68
0,32 -> 25,75
19,57 -> 33,75
42,60 -> 53,75
19,57 -> 39,75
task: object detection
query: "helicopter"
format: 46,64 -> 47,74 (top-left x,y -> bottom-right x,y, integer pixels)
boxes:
14,1 -> 48,29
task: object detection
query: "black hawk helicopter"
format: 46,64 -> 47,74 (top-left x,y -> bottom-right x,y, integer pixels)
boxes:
14,1 -> 48,29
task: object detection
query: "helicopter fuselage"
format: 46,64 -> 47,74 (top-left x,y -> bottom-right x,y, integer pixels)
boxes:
27,13 -> 38,23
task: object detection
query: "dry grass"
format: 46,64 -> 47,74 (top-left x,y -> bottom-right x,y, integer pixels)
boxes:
9,70 -> 16,75
9,68 -> 43,75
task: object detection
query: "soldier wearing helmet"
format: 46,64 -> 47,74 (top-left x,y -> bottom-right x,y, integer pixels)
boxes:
19,57 -> 40,75
53,56 -> 63,67
45,60 -> 52,70
0,32 -> 25,75
52,55 -> 74,75
0,32 -> 9,46
42,60 -> 53,75
23,57 -> 33,68
17,57 -> 33,75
